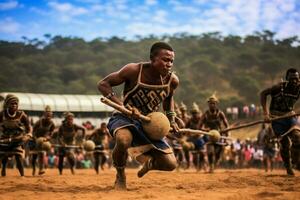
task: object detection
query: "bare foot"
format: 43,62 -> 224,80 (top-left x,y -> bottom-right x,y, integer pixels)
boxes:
114,173 -> 126,190
137,158 -> 152,178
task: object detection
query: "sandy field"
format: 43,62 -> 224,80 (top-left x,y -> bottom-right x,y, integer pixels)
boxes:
0,168 -> 299,200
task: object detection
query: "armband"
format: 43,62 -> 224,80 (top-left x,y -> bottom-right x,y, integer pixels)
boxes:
165,111 -> 176,117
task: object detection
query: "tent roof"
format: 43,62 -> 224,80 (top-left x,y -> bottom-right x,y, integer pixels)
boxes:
0,92 -> 113,112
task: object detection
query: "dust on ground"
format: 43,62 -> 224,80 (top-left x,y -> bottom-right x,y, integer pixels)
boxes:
0,168 -> 299,200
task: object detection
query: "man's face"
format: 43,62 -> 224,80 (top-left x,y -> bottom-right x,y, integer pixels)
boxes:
44,112 -> 53,121
8,101 -> 18,112
288,76 -> 299,86
208,101 -> 217,110
287,72 -> 299,86
66,116 -> 73,125
100,123 -> 107,130
180,108 -> 187,114
191,112 -> 200,118
152,49 -> 175,76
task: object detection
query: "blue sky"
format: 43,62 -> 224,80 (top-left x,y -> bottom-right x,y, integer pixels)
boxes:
0,0 -> 299,41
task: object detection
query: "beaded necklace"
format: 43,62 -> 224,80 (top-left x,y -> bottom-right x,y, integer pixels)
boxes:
6,109 -> 17,118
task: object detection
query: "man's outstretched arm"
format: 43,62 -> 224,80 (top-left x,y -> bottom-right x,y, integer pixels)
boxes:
97,64 -> 136,106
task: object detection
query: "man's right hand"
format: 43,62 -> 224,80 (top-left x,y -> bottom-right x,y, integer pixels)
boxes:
125,105 -> 141,120
264,113 -> 271,123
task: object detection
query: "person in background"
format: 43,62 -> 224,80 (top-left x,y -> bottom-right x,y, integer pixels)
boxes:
260,68 -> 300,176
88,122 -> 110,174
57,112 -> 86,175
199,94 -> 229,173
0,94 -> 31,176
31,105 -> 55,175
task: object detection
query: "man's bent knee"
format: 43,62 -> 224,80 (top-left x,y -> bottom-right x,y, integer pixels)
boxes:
162,154 -> 177,171
115,129 -> 133,149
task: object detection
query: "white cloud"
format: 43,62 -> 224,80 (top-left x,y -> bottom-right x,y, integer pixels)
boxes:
280,1 -> 295,12
193,0 -> 209,4
145,0 -> 157,6
224,0 -> 260,34
93,1 -> 129,19
272,0 -> 296,12
173,5 -> 199,13
0,18 -> 20,34
124,0 -> 300,39
277,19 -> 300,38
116,4 -> 127,10
168,0 -> 199,14
30,7 -> 50,16
126,21 -> 205,37
90,4 -> 104,11
46,1 -> 89,23
49,2 -> 72,12
261,1 -> 283,30
168,0 -> 180,6
75,0 -> 102,3
0,0 -> 18,10
48,1 -> 88,16
110,0 -> 128,11
94,18 -> 103,23
2,0 -> 300,41
153,10 -> 168,23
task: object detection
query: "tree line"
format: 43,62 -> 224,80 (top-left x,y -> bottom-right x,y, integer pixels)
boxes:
0,30 -> 299,110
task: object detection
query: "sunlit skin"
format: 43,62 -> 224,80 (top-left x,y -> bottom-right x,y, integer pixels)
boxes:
151,49 -> 175,77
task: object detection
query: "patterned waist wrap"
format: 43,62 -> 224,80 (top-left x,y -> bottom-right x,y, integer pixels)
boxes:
271,116 -> 299,136
107,113 -> 172,155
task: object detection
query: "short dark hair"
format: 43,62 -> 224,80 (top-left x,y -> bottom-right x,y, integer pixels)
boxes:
286,68 -> 299,80
150,42 -> 173,60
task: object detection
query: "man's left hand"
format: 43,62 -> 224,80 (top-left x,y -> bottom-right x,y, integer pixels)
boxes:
170,121 -> 180,134
22,134 -> 32,142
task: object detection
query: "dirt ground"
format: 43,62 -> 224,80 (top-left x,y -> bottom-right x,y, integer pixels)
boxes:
0,168 -> 299,200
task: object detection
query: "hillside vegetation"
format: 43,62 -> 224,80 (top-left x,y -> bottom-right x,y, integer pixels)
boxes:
1,31 -> 299,110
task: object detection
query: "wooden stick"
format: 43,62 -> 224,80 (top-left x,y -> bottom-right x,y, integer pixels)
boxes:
178,128 -> 209,136
221,112 -> 300,133
51,144 -> 81,148
177,128 -> 231,140
0,135 -> 25,143
100,97 -> 151,122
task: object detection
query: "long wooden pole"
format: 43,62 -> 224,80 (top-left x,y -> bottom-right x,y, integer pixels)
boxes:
176,128 -> 231,140
220,113 -> 300,133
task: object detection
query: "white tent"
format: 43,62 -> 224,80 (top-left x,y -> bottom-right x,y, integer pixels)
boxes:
0,92 -> 113,113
